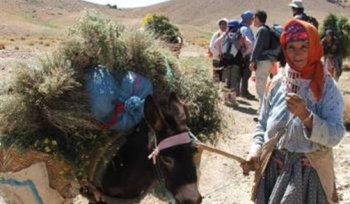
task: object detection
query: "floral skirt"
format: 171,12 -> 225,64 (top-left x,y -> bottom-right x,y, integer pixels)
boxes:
256,151 -> 327,204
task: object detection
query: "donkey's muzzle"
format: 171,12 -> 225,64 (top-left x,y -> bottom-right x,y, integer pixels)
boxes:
175,183 -> 202,204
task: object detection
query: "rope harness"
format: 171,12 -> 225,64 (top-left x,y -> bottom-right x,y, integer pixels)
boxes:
148,132 -> 192,164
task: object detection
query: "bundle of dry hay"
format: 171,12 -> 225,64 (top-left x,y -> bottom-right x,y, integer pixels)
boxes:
141,14 -> 183,57
0,10 -> 221,169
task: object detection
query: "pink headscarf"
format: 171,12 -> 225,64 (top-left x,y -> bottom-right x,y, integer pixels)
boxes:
285,22 -> 308,42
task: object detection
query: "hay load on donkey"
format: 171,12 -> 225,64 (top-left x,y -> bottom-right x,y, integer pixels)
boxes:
141,14 -> 184,57
0,10 -> 221,204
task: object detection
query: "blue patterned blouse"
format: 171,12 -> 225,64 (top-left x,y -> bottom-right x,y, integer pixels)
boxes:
250,66 -> 346,156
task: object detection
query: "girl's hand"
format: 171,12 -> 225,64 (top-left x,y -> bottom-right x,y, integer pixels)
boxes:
285,93 -> 310,120
241,154 -> 259,176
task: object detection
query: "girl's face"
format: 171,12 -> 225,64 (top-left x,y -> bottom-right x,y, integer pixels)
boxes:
285,40 -> 309,69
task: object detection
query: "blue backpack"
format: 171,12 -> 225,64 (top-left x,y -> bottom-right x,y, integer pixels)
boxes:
221,30 -> 242,61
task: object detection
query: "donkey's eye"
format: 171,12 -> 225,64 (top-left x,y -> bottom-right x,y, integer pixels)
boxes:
161,156 -> 174,167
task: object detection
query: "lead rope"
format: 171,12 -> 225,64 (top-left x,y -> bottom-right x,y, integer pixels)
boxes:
151,136 -> 176,204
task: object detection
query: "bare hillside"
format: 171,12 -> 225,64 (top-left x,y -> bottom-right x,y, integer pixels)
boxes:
132,0 -> 350,30
1,0 -> 350,35
0,0 -> 135,35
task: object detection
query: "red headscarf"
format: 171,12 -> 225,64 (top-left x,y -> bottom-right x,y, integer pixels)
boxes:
281,19 -> 324,101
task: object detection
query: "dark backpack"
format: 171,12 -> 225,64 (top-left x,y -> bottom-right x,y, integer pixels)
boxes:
307,16 -> 319,29
296,13 -> 319,29
262,25 -> 285,64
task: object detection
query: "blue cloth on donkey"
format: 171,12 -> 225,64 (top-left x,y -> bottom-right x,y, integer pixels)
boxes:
85,65 -> 153,132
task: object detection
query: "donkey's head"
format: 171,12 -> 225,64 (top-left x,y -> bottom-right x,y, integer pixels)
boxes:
144,93 -> 202,204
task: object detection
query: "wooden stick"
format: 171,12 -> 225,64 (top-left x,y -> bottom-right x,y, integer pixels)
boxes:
195,143 -> 247,163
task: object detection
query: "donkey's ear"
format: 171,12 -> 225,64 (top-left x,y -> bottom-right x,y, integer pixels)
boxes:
144,95 -> 165,132
168,92 -> 188,124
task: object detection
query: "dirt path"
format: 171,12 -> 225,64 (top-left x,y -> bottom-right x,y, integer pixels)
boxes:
180,44 -> 208,58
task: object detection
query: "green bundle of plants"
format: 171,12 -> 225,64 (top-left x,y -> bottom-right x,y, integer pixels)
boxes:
141,14 -> 181,44
175,57 -> 222,142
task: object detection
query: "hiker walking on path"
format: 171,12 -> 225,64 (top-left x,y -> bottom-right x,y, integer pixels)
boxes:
241,19 -> 345,204
209,18 -> 228,82
215,19 -> 252,106
239,10 -> 256,100
322,29 -> 343,81
289,0 -> 319,29
249,10 -> 274,113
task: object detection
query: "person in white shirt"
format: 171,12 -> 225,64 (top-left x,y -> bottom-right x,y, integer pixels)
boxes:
209,18 -> 228,82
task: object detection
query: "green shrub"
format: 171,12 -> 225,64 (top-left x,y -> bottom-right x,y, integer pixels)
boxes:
176,57 -> 222,142
320,14 -> 350,58
141,14 -> 181,43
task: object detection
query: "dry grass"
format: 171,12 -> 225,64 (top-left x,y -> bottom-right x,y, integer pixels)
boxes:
180,25 -> 212,47
0,35 -> 60,50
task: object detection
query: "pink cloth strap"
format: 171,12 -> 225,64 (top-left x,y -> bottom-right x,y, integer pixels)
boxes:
148,132 -> 192,164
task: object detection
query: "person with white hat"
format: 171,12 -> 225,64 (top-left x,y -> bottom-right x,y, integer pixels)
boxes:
289,0 -> 308,20
209,18 -> 228,82
288,0 -> 319,28
289,0 -> 304,8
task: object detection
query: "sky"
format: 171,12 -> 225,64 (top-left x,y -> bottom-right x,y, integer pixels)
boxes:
83,0 -> 170,8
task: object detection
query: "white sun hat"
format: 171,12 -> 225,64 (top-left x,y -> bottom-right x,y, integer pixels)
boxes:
217,18 -> 229,25
289,0 -> 304,8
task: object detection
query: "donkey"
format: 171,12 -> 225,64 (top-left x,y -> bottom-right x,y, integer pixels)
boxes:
82,93 -> 202,204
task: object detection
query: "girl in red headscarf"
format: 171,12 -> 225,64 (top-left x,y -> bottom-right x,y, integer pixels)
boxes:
241,19 -> 345,204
